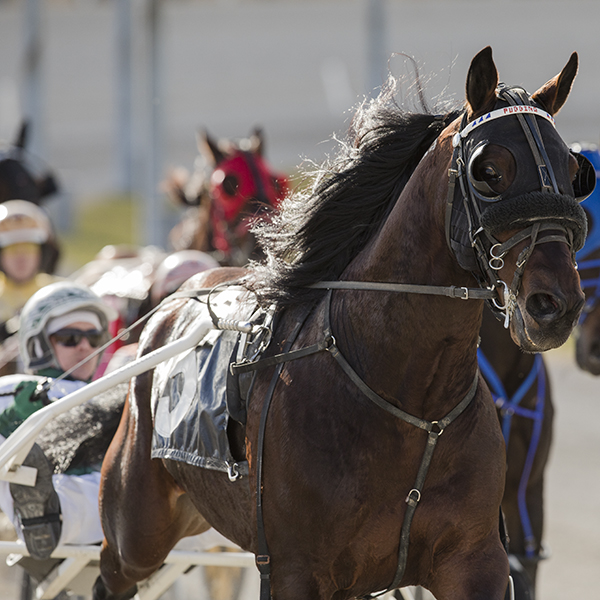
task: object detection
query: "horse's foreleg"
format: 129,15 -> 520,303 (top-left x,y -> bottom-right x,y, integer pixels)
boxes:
94,383 -> 209,600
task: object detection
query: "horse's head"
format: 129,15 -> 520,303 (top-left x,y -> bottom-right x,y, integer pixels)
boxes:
567,144 -> 600,372
447,47 -> 591,352
0,121 -> 59,205
206,128 -> 288,258
165,128 -> 288,263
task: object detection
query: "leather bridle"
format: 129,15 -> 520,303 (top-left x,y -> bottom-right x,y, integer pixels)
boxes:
446,85 -> 584,327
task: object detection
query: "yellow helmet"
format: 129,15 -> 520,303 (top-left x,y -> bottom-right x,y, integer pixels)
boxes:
0,199 -> 51,248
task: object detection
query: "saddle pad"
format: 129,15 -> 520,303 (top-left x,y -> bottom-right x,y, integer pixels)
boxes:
151,327 -> 248,477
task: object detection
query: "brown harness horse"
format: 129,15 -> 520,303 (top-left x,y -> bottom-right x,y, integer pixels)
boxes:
476,143 -> 598,600
95,48 -> 586,600
164,128 -> 288,266
478,310 -> 553,599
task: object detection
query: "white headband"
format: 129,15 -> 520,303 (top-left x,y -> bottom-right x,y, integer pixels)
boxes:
47,311 -> 102,335
0,227 -> 48,248
453,105 -> 556,148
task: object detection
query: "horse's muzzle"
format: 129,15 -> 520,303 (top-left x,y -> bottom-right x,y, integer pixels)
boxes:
511,291 -> 584,352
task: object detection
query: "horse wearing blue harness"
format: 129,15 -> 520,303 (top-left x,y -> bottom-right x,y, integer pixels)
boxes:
477,142 -> 599,598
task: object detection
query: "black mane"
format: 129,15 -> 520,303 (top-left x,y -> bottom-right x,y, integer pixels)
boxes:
250,80 -> 461,307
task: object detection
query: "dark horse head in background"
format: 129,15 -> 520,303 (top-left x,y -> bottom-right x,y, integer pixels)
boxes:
164,127 -> 288,266
569,143 -> 600,373
0,121 -> 61,274
0,121 -> 59,205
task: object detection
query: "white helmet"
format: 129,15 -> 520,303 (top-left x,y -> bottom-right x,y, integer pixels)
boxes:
0,199 -> 51,247
19,281 -> 118,373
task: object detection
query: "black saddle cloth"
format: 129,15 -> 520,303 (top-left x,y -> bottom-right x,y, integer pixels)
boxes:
151,328 -> 249,476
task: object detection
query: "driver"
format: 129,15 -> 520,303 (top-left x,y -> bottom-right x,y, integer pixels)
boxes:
0,200 -> 60,342
0,281 -> 116,559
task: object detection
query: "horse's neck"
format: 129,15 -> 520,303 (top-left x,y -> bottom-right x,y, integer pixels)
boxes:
334,135 -> 482,417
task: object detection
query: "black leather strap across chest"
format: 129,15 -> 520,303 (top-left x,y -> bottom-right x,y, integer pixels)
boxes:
246,290 -> 479,599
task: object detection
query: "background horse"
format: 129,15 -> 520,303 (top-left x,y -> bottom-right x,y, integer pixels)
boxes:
96,48 -> 586,600
571,144 -> 600,374
478,309 -> 553,600
476,141 -> 599,600
0,121 -> 61,275
164,127 -> 289,266
0,121 -> 59,206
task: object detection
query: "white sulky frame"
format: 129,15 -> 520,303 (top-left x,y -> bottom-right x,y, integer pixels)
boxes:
0,541 -> 256,600
0,317 -> 213,486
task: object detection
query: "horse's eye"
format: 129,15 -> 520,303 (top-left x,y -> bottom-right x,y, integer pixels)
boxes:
222,174 -> 239,197
468,149 -> 504,200
481,165 -> 503,184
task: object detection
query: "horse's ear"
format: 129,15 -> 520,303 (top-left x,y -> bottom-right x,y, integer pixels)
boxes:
530,52 -> 578,116
249,126 -> 264,156
14,120 -> 29,150
196,129 -> 226,165
37,173 -> 59,198
465,47 -> 498,118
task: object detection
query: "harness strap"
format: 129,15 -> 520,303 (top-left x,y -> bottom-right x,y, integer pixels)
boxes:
478,350 -> 547,559
308,280 -> 496,300
320,292 -> 480,591
231,336 -> 333,375
246,289 -> 478,596
445,165 -> 459,249
254,303 -> 316,600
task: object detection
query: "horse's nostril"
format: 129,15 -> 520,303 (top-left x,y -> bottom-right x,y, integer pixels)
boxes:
526,293 -> 566,322
590,340 -> 600,361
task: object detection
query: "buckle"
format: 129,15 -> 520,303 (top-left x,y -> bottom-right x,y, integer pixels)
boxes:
405,489 -> 421,506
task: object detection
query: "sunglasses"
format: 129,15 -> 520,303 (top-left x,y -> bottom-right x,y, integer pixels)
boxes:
50,328 -> 104,348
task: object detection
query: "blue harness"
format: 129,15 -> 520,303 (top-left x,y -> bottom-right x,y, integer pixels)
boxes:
477,349 -> 546,558
576,145 -> 600,320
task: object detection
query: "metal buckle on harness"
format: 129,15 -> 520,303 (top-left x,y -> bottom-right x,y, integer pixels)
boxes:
492,281 -> 513,329
324,335 -> 337,350
405,489 -> 421,506
430,421 -> 444,435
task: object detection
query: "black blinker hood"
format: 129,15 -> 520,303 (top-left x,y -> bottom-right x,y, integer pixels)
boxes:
447,85 -> 589,276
